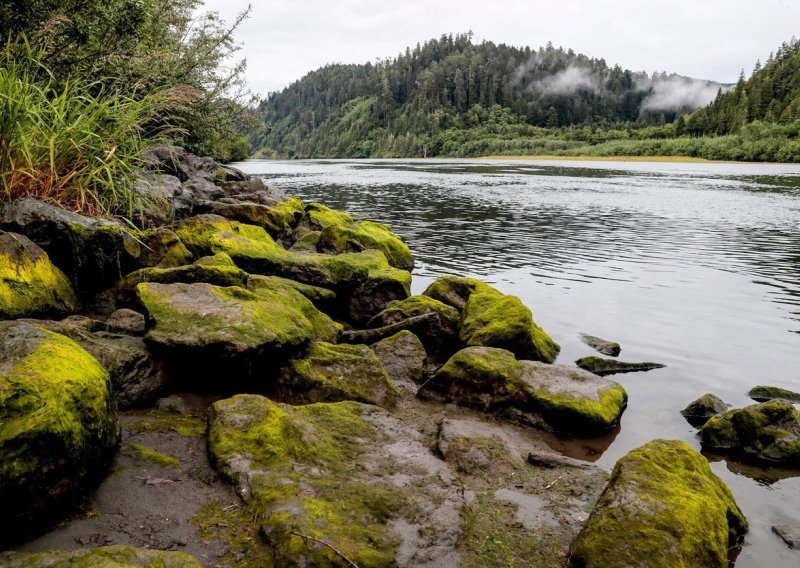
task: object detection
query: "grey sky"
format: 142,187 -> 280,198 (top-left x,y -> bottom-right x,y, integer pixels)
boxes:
201,0 -> 799,96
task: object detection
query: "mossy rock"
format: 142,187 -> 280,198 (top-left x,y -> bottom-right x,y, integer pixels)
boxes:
371,330 -> 427,388
0,545 -> 202,567
0,322 -> 119,540
0,197 -> 142,296
208,394 -> 461,567
173,215 -> 389,291
137,227 -> 194,269
681,393 -> 729,427
274,342 -> 395,408
576,356 -> 665,376
137,282 -> 315,374
120,252 -> 249,295
420,346 -> 627,434
748,385 -> 800,403
317,219 -> 414,271
247,274 -> 337,313
367,295 -> 461,355
569,439 -> 747,568
246,276 -> 342,343
196,196 -> 305,238
0,232 -> 77,320
305,202 -> 354,229
700,399 -> 800,464
422,274 -> 492,311
346,266 -> 412,324
461,287 -> 560,363
289,228 -> 321,252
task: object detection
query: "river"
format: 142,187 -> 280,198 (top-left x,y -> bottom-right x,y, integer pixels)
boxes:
233,158 -> 800,567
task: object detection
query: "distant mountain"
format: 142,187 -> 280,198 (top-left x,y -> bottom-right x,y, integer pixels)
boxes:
253,33 -> 727,158
685,37 -> 800,135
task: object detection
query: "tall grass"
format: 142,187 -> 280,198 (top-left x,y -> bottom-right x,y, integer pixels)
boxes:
0,43 -> 166,217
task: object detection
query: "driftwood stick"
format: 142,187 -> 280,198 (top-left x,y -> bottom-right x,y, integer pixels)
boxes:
291,532 -> 360,568
340,312 -> 436,344
527,450 -> 595,470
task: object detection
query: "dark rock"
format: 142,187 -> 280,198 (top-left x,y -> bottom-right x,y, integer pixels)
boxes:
346,267 -> 412,324
575,356 -> 665,376
105,308 -> 147,335
0,232 -> 77,319
274,342 -> 395,408
0,198 -> 142,296
156,395 -> 193,415
419,346 -> 627,434
137,227 -> 194,269
0,322 -> 119,541
131,173 -> 182,224
748,385 -> 800,403
367,295 -> 461,355
681,393 -> 729,427
700,399 -> 800,464
569,439 -> 747,568
580,334 -> 621,357
371,330 -> 427,390
773,525 -> 800,549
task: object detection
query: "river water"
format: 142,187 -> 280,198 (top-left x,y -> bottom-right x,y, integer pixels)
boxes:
234,158 -> 800,567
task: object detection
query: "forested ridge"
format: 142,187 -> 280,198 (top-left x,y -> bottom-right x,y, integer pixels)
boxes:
253,34 -> 800,162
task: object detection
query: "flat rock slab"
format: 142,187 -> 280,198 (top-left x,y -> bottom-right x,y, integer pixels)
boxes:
749,385 -> 800,403
580,334 -> 621,357
773,525 -> 800,549
208,395 -> 463,567
575,356 -> 665,376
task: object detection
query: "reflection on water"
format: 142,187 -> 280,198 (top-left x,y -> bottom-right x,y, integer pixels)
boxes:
233,158 -> 800,567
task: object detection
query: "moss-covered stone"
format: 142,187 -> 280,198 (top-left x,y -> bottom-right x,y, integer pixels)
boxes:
575,356 -> 665,376
0,232 -> 77,319
129,442 -> 180,467
748,385 -> 800,403
174,215 -> 389,291
121,252 -> 249,294
368,295 -> 461,355
346,266 -> 412,323
461,287 -> 560,363
247,274 -> 337,312
420,346 -> 627,434
0,322 -> 119,538
137,227 -> 194,269
422,274 -> 491,311
569,439 -> 747,568
197,196 -> 305,238
305,202 -> 354,229
289,229 -> 321,252
371,330 -> 427,388
0,545 -> 202,567
137,282 -> 315,372
681,393 -> 729,427
275,342 -> 395,408
700,400 -> 800,464
317,219 -> 414,271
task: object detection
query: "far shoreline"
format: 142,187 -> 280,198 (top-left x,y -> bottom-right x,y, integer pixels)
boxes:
480,155 -> 727,164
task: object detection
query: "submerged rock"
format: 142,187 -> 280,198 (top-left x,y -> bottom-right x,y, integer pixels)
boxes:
0,232 -> 76,319
371,330 -> 427,390
0,322 -> 119,540
575,356 -> 665,376
208,395 -> 462,567
748,385 -> 800,403
275,342 -> 395,408
368,295 -> 461,355
772,525 -> 800,550
0,546 -> 202,567
420,346 -> 627,434
569,439 -> 747,568
137,282 -> 315,374
700,399 -> 800,464
681,393 -> 730,427
580,334 -> 621,357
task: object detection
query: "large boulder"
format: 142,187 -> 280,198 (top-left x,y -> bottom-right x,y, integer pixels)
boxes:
367,295 -> 461,355
196,196 -> 305,238
316,216 -> 415,271
208,395 -> 462,567
120,252 -> 249,297
0,546 -> 202,567
700,399 -> 800,464
419,346 -> 627,434
371,330 -> 427,390
247,274 -> 337,313
0,198 -> 141,296
424,275 -> 560,363
136,227 -> 194,268
136,282 -> 316,376
569,440 -> 747,568
346,266 -> 412,324
0,322 -> 119,539
174,215 -> 390,292
274,342 -> 395,408
0,232 -> 76,319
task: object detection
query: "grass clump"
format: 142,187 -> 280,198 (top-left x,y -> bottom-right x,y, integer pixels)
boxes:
129,443 -> 180,467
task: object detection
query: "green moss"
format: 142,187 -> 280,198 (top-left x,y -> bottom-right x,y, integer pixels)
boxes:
525,382 -> 628,433
129,442 -> 180,467
280,342 -> 395,407
138,227 -> 194,268
318,219 -> 414,270
305,202 -> 354,228
192,500 -> 271,567
126,411 -> 206,437
748,385 -> 800,403
570,439 -> 747,568
268,196 -> 305,229
247,275 -> 336,311
0,545 -> 202,567
208,395 -> 405,566
0,233 -> 77,319
368,295 -> 461,354
122,253 -> 249,291
422,274 -> 491,311
461,288 -> 560,363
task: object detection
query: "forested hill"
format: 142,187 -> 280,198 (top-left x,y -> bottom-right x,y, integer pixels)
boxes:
253,33 -> 726,158
688,38 -> 800,135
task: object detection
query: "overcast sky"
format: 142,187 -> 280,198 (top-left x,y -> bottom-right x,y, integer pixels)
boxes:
201,0 -> 799,96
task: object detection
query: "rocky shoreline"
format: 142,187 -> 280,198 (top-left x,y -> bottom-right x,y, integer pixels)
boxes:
1,148 -> 798,567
